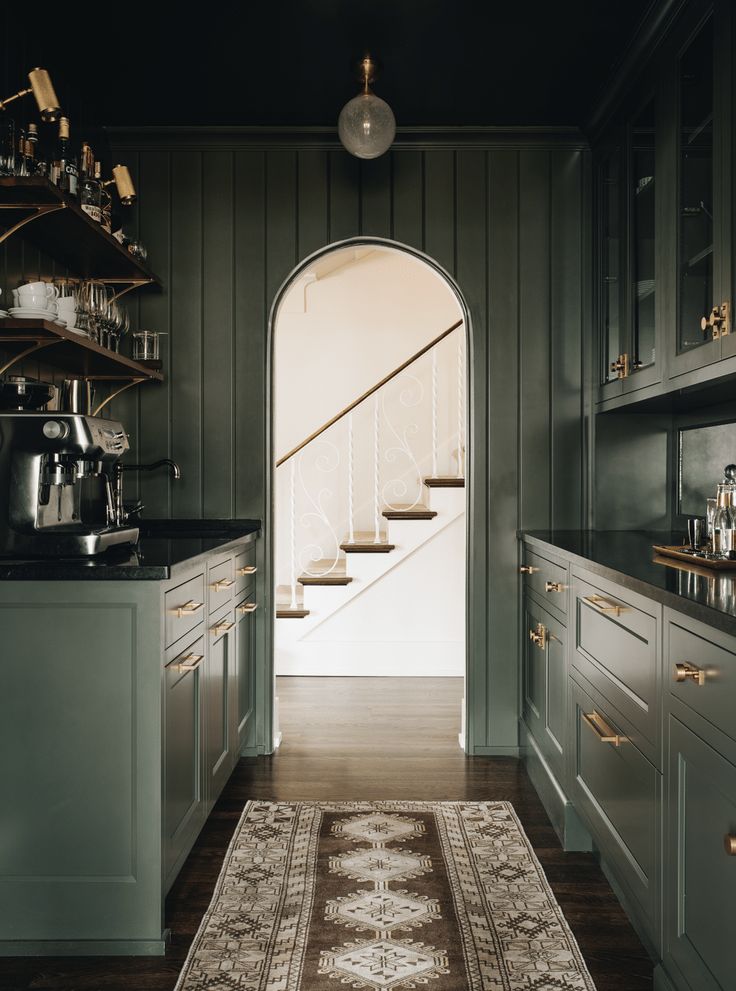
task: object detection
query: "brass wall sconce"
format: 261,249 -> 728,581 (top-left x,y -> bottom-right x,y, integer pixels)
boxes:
102,165 -> 137,205
338,55 -> 396,160
0,68 -> 61,122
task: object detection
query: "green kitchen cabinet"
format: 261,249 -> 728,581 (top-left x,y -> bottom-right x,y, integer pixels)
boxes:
205,603 -> 237,805
522,596 -> 568,789
234,594 -> 257,752
663,716 -> 736,991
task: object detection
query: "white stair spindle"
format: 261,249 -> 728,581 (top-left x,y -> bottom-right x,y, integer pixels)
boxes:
347,412 -> 355,544
289,459 -> 298,609
431,348 -> 438,478
457,332 -> 464,477
373,395 -> 381,543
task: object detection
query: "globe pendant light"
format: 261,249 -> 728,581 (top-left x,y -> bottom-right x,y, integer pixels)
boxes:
338,56 -> 396,160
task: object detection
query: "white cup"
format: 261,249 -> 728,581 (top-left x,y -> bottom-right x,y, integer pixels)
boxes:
17,292 -> 49,310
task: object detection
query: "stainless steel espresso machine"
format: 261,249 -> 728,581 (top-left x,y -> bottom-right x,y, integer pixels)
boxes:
0,411 -> 139,556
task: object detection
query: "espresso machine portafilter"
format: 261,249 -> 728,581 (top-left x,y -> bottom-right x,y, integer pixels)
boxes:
0,411 -> 139,556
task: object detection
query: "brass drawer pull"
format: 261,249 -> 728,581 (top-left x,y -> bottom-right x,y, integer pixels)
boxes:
520,565 -> 540,574
545,581 -> 565,593
176,600 -> 204,619
582,710 -> 627,747
724,835 -> 736,856
238,565 -> 258,576
529,623 -> 547,649
211,620 -> 235,636
238,602 -> 258,615
674,662 -> 706,686
212,578 -> 235,591
168,652 -> 204,673
583,593 -> 627,617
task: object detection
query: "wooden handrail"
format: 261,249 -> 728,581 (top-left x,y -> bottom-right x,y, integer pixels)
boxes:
275,318 -> 463,468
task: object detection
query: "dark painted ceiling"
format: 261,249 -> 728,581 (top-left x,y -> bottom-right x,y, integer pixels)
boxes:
5,1 -> 650,131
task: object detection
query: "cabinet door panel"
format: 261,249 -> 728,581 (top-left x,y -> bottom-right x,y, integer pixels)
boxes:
665,716 -> 736,991
236,604 -> 255,748
523,597 -> 566,784
206,613 -> 234,803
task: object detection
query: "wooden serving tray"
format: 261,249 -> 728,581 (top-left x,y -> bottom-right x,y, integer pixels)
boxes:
652,544 -> 736,571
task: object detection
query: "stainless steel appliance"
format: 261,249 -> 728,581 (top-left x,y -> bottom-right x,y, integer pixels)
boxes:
0,411 -> 139,556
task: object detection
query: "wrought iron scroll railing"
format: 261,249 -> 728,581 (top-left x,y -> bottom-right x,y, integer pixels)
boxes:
275,319 -> 465,610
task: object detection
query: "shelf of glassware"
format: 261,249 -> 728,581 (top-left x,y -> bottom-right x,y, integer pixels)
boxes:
0,176 -> 162,289
0,318 -> 163,381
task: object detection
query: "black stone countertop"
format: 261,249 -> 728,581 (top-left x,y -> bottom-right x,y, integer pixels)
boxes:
0,519 -> 261,580
522,529 -> 736,636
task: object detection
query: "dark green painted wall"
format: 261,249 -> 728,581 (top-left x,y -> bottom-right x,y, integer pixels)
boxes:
102,130 -> 588,753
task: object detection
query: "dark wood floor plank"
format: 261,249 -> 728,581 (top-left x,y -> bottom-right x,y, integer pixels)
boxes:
0,677 -> 653,991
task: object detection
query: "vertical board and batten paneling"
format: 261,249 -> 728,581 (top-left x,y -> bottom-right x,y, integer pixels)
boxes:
104,130 -> 588,756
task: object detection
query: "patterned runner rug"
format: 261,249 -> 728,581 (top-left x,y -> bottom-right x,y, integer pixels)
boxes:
174,801 -> 596,990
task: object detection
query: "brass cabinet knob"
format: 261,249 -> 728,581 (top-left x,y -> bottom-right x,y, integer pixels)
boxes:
545,580 -> 565,593
528,623 -> 547,649
520,565 -> 540,574
674,662 -> 706,686
724,835 -> 736,856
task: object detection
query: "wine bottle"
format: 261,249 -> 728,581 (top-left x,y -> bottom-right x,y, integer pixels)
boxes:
52,118 -> 78,198
79,143 -> 102,223
97,162 -> 112,232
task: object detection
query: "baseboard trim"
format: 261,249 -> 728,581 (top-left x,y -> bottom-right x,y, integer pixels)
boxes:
0,938 -> 166,956
469,746 -> 521,757
653,963 -> 681,991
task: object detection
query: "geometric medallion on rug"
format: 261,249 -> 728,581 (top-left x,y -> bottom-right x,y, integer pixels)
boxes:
174,801 -> 597,990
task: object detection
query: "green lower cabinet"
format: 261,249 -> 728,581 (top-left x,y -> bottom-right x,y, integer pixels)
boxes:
663,716 -> 736,991
570,675 -> 661,953
163,633 -> 206,891
234,596 -> 256,752
523,596 -> 567,785
206,606 -> 236,805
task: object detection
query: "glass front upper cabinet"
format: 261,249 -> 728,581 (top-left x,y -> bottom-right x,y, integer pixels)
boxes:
599,147 -> 623,385
631,100 -> 656,373
677,16 -> 715,353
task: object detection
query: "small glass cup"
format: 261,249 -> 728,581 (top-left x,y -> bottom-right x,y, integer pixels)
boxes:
132,330 -> 165,361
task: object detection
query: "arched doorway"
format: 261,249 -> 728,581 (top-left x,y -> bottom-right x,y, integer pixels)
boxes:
265,238 -> 473,750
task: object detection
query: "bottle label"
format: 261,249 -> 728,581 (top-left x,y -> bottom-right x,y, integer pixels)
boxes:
81,204 -> 102,223
66,163 -> 78,196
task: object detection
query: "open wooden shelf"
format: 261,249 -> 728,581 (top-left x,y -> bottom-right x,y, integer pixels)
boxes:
0,319 -> 163,381
0,177 -> 162,287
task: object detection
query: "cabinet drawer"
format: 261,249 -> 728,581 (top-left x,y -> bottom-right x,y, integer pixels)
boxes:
234,546 -> 257,597
165,573 -> 205,648
667,613 -> 736,745
521,547 -> 569,619
208,557 -> 235,614
573,572 -> 660,763
571,677 -> 660,947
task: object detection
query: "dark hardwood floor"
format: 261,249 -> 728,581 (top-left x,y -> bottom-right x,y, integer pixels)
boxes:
0,677 -> 654,990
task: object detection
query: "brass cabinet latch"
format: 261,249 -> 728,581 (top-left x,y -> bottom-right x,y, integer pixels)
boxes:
701,301 -> 731,339
520,565 -> 540,575
529,622 -> 547,650
674,662 -> 706,686
611,353 -> 631,379
545,581 -> 565,593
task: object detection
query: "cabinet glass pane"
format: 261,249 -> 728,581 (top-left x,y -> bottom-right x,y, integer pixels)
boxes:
632,101 -> 656,370
678,18 -> 714,353
600,149 -> 622,384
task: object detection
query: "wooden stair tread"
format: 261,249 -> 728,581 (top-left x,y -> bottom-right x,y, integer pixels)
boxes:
276,607 -> 310,618
340,532 -> 395,553
424,476 -> 465,488
299,572 -> 353,585
382,504 -> 437,520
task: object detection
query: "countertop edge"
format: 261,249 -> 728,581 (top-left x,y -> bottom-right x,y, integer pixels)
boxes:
521,530 -> 736,638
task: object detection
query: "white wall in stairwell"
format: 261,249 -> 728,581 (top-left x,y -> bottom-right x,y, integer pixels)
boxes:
273,243 -> 466,678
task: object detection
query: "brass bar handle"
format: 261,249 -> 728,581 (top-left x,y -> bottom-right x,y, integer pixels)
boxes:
545,581 -> 565,593
168,652 -> 204,673
176,600 -> 204,619
724,835 -> 736,856
520,565 -> 540,574
238,565 -> 258,576
583,593 -> 627,617
211,620 -> 235,636
582,710 -> 627,747
238,602 -> 258,615
212,578 -> 235,591
674,662 -> 707,686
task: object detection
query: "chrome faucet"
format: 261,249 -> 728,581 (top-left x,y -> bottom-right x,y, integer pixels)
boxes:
113,459 -> 181,525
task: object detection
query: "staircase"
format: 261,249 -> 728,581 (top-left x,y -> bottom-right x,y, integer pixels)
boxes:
275,320 -> 466,676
